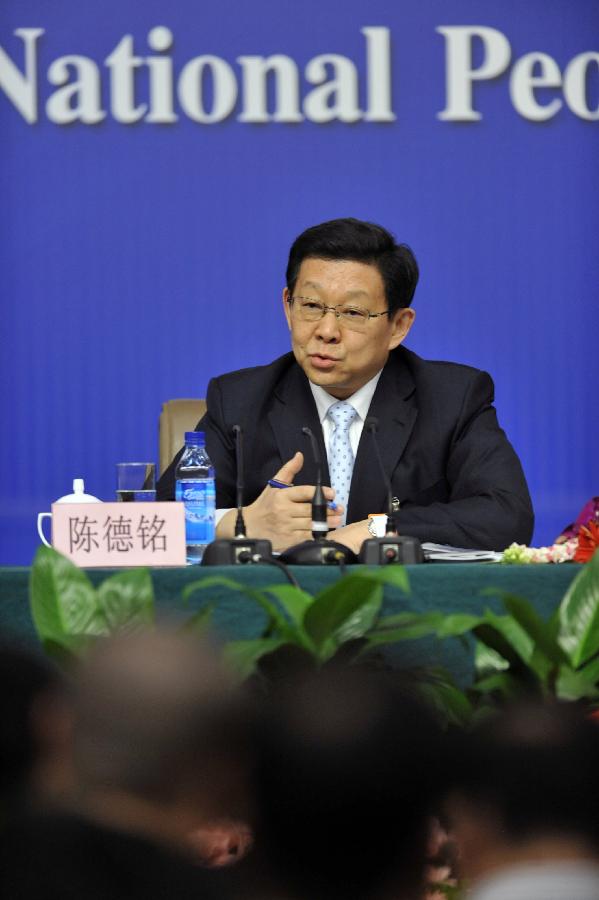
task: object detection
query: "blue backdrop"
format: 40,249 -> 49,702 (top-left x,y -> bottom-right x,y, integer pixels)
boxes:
1,0 -> 598,564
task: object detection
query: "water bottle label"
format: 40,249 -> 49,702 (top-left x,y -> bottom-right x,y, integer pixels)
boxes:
176,479 -> 215,545
180,485 -> 210,503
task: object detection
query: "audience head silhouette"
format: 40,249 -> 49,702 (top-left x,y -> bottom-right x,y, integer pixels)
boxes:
249,667 -> 443,900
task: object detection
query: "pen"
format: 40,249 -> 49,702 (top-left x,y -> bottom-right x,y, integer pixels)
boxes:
268,478 -> 338,511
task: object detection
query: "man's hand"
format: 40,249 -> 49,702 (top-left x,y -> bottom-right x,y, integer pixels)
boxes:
217,452 -> 343,551
329,519 -> 370,555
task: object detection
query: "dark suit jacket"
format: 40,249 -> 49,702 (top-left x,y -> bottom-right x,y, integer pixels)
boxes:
157,347 -> 534,550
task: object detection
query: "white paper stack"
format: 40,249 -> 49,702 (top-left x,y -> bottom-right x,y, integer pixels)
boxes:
421,543 -> 503,562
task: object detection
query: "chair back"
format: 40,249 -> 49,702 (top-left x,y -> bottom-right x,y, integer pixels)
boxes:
159,398 -> 207,474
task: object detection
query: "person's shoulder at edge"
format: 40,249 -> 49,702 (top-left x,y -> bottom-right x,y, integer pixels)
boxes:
390,346 -> 495,395
207,351 -> 297,389
398,345 -> 491,377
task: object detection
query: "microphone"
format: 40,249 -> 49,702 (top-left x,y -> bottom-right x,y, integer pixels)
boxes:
365,417 -> 397,535
201,425 -> 274,566
358,417 -> 424,565
302,426 -> 328,540
279,427 -> 357,566
233,425 -> 246,537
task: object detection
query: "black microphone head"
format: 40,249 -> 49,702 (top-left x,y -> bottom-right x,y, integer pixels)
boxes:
232,424 -> 241,435
365,416 -> 379,434
302,425 -> 326,535
302,426 -> 322,474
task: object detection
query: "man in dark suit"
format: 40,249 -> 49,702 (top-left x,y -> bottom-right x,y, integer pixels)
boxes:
158,218 -> 533,552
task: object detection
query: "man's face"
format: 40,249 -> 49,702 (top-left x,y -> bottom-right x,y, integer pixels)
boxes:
283,258 -> 415,399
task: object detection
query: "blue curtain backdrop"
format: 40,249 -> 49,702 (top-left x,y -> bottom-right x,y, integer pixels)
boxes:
1,0 -> 597,564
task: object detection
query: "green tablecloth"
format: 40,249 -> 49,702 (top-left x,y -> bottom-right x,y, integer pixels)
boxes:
0,563 -> 581,686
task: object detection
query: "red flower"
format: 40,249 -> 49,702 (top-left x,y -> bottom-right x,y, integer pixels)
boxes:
574,521 -> 599,563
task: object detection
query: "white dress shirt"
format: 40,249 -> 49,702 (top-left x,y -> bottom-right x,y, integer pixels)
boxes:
309,370 -> 383,464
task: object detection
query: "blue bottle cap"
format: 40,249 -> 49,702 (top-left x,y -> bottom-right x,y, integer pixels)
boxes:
185,431 -> 205,445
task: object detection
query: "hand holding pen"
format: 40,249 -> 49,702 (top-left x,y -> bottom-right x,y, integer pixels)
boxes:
217,451 -> 343,552
268,478 -> 338,511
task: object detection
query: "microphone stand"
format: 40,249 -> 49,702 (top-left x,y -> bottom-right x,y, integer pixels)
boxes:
279,427 -> 357,566
202,425 -> 275,567
358,417 -> 424,565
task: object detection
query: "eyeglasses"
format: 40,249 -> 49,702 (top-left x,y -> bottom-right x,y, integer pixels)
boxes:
288,297 -> 390,332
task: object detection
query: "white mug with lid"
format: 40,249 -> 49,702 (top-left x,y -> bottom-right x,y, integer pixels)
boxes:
37,478 -> 102,547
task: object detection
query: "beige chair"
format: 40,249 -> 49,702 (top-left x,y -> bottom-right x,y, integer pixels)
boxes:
159,398 -> 207,474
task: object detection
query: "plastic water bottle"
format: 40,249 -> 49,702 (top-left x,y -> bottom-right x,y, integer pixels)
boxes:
175,432 -> 216,564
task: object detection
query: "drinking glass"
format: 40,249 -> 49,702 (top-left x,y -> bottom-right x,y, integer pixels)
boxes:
116,463 -> 156,501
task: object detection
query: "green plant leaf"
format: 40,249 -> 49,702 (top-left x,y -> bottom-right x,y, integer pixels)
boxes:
373,611 -> 434,628
315,636 -> 338,662
180,604 -> 214,635
366,611 -> 444,646
223,638 -> 289,681
478,610 -> 534,665
366,611 -> 482,648
499,592 -> 564,683
471,670 -> 522,701
555,663 -> 599,701
326,586 -> 383,658
182,576 -> 299,642
555,651 -> 599,701
474,640 -> 510,674
356,565 -> 411,594
486,590 -> 568,668
96,568 -> 155,631
29,546 -> 105,647
528,648 -> 554,685
41,635 -> 95,667
182,575 -> 255,604
558,550 -> 599,668
474,614 -> 545,694
415,668 -> 473,728
436,613 -> 483,637
303,573 -> 383,656
578,653 -> 599,683
263,584 -> 313,628
471,624 -> 528,678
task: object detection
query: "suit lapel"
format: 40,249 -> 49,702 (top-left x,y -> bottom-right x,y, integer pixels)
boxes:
267,364 -> 329,486
347,352 -> 418,522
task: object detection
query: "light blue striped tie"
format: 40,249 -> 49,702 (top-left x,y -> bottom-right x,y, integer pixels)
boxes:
328,401 -> 358,526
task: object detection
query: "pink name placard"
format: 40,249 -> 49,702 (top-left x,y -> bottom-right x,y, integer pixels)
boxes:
50,502 -> 186,567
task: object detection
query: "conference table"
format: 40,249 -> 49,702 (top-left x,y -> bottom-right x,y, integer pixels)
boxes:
0,562 -> 582,687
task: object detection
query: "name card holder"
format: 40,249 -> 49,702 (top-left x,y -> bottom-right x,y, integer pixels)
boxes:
50,502 -> 186,568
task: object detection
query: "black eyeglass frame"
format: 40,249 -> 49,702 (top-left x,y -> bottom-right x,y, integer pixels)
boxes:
287,296 -> 391,323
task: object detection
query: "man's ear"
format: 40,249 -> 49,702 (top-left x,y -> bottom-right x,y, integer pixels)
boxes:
282,288 -> 292,330
388,307 -> 416,350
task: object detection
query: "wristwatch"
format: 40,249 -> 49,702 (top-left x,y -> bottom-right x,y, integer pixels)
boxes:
367,518 -> 378,537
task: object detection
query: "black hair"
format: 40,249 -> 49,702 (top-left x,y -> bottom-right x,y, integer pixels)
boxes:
448,701 -> 599,845
250,669 -> 443,900
0,641 -> 64,807
285,217 -> 419,314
